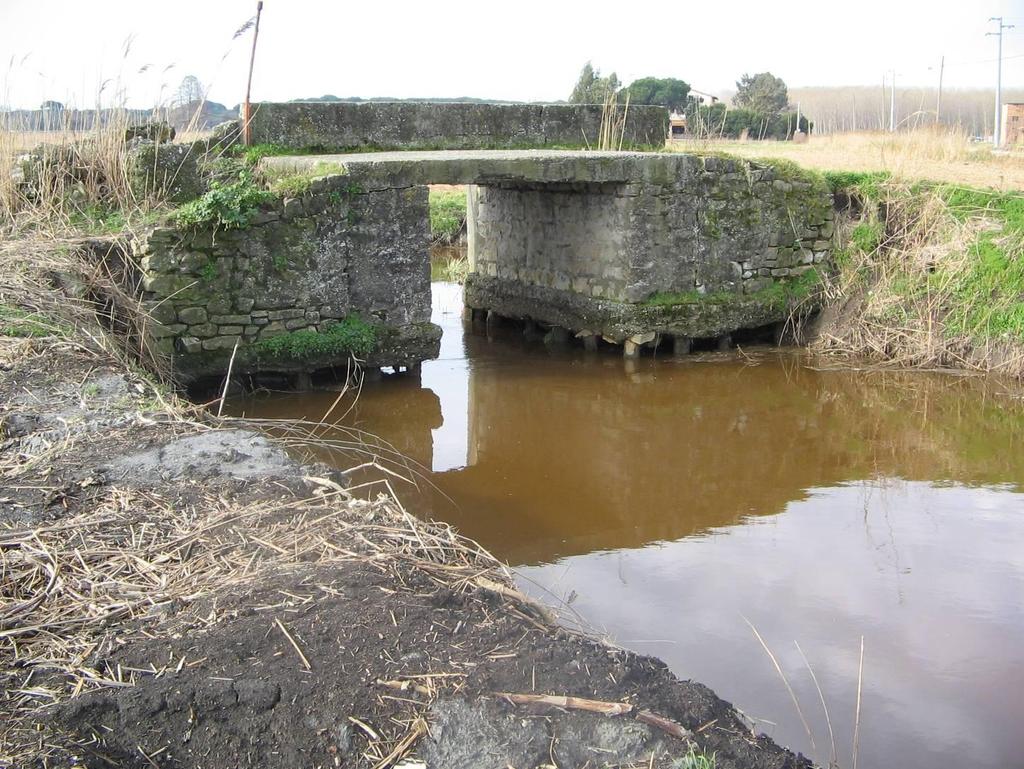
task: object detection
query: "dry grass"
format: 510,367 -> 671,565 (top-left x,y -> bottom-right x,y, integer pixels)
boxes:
0,483 -> 504,701
2,129 -> 219,153
0,205 -> 531,765
0,232 -> 176,380
670,128 -> 1024,190
1,116 -> 137,230
1,101 -> 223,235
813,182 -> 1024,378
0,476 -> 510,764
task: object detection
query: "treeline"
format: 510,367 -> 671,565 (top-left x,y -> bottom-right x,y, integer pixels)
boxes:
2,101 -> 238,132
292,95 -> 528,105
685,103 -> 811,140
789,86 -> 1024,136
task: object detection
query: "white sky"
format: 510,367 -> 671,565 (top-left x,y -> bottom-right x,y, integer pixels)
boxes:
2,0 -> 1024,110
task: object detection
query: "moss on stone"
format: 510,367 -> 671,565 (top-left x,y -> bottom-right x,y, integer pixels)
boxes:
253,315 -> 378,360
644,269 -> 822,310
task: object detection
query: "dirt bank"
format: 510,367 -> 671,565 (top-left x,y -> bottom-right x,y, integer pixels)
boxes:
1,242 -> 810,768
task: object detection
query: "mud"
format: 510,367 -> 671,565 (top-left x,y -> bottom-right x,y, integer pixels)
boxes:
105,429 -> 303,484
1,342 -> 811,769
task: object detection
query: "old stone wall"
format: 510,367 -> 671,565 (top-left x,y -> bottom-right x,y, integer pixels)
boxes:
136,177 -> 439,383
467,182 -> 633,301
248,102 -> 669,151
468,154 -> 832,306
133,150 -> 833,382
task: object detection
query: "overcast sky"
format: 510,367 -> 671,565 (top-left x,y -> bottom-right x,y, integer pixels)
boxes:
2,0 -> 1023,109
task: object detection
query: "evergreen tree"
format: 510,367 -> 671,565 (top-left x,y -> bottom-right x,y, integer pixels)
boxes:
569,62 -> 620,104
734,72 -> 789,116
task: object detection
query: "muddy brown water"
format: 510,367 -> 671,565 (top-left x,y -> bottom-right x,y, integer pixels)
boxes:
228,281 -> 1024,769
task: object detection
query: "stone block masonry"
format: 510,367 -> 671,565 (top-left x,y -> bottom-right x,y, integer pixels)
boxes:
248,102 -> 670,151
136,176 -> 441,384
463,153 -> 834,343
136,149 -> 833,383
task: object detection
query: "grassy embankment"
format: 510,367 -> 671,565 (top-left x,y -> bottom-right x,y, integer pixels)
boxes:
815,172 -> 1024,375
669,129 -> 1024,377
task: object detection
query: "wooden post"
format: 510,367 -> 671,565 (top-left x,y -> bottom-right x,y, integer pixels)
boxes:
242,1 -> 264,147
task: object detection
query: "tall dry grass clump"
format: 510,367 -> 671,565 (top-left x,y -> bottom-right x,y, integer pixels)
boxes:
0,110 -> 138,232
596,90 -> 631,151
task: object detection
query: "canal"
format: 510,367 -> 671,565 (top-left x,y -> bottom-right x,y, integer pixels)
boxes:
229,280 -> 1024,769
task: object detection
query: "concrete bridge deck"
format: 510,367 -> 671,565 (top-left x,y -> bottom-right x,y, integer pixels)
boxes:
261,149 -> 682,187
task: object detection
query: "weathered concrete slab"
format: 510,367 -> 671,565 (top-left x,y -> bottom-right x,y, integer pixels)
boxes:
262,149 -> 662,187
248,101 -> 669,151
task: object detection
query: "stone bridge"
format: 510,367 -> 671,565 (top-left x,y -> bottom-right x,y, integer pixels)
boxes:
136,148 -> 834,384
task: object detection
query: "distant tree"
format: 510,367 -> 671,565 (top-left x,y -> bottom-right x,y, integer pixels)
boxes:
174,75 -> 205,107
734,72 -> 789,116
40,100 -> 65,113
624,77 -> 690,110
569,61 -> 620,104
685,101 -> 809,140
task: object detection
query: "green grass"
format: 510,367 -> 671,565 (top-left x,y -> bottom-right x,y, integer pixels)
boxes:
672,746 -> 716,769
68,205 -> 128,235
174,169 -> 272,231
644,269 -> 822,309
938,187 -> 1024,339
822,170 -> 892,196
0,304 -> 65,337
267,162 -> 351,197
254,315 -> 378,360
237,143 -> 294,166
825,176 -> 1024,366
849,219 -> 883,253
431,252 -> 470,283
429,188 -> 467,243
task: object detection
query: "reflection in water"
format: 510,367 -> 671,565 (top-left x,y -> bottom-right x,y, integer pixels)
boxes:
229,282 -> 1024,769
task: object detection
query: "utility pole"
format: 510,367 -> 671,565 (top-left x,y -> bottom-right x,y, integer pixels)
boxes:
880,73 -> 887,129
243,1 -> 264,147
889,70 -> 897,132
935,55 -> 944,124
988,17 -> 1014,148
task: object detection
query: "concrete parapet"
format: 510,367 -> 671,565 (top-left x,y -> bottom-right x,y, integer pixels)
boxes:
248,101 -> 669,151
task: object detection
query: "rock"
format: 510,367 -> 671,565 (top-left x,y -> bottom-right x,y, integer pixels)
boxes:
210,314 -> 251,326
176,336 -> 202,354
147,302 -> 178,325
126,139 -> 205,203
177,306 -> 208,324
202,335 -> 240,351
207,297 -> 233,315
124,122 -> 175,143
148,323 -> 186,339
190,323 -> 218,338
